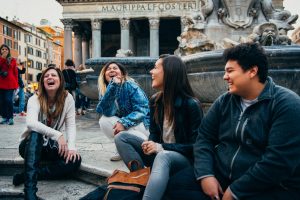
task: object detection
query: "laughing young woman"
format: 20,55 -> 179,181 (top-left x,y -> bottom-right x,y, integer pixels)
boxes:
96,61 -> 150,161
13,67 -> 81,200
115,55 -> 203,200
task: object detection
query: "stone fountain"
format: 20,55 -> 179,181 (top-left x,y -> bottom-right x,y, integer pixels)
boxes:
79,0 -> 300,104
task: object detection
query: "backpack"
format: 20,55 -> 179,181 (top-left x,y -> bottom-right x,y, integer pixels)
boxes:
63,69 -> 77,90
80,161 -> 150,200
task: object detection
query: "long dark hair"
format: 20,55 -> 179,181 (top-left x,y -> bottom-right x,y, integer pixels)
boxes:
154,55 -> 195,125
38,66 -> 68,119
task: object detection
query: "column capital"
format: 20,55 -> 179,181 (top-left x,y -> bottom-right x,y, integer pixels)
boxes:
149,17 -> 160,29
91,18 -> 102,30
120,18 -> 130,30
60,18 -> 73,30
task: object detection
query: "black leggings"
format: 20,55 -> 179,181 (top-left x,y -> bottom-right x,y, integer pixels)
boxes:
19,131 -> 81,179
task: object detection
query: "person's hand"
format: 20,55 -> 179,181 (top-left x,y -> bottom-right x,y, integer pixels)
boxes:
222,188 -> 234,200
141,141 -> 157,155
113,122 -> 125,135
112,75 -> 123,84
57,135 -> 68,158
200,176 -> 223,200
65,150 -> 81,164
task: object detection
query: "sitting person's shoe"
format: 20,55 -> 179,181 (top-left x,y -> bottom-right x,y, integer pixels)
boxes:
13,173 -> 25,186
8,118 -> 14,125
110,153 -> 122,161
0,118 -> 7,124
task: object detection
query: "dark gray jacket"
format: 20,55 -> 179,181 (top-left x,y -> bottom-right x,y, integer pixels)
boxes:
194,77 -> 300,199
149,94 -> 203,161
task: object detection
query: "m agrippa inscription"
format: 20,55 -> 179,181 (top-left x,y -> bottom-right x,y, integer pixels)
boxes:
99,2 -> 196,13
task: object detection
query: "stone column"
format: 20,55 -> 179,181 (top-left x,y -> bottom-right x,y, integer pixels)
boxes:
73,26 -> 82,67
149,17 -> 160,57
120,18 -> 130,50
91,18 -> 102,58
82,33 -> 90,66
61,19 -> 73,62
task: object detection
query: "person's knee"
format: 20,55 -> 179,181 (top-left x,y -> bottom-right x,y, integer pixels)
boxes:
154,151 -> 172,166
67,155 -> 82,172
114,132 -> 131,145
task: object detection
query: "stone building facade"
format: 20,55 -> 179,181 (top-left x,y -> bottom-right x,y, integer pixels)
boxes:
57,0 -> 202,63
57,0 -> 284,63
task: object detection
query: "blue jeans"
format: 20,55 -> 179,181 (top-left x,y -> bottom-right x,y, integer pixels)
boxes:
166,166 -> 300,200
0,89 -> 14,119
115,132 -> 191,200
18,87 -> 25,113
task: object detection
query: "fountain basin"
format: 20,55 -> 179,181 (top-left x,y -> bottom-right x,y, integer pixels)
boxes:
81,45 -> 300,103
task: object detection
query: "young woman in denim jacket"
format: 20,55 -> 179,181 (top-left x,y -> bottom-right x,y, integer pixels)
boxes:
96,62 -> 150,161
115,55 -> 203,200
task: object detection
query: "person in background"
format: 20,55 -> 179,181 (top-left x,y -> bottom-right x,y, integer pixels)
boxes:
75,64 -> 90,115
96,62 -> 150,161
166,43 -> 300,200
62,59 -> 77,99
0,44 -> 18,125
115,55 -> 203,200
16,59 -> 26,116
12,66 -> 81,200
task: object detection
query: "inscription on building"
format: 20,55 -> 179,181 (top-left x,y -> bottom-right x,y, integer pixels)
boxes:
99,2 -> 196,12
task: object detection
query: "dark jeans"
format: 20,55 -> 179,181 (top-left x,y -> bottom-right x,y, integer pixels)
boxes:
19,132 -> 81,179
166,166 -> 300,200
0,89 -> 14,119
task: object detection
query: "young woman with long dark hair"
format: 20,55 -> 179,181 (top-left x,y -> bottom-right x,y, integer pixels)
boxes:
115,55 -> 203,200
13,67 -> 81,199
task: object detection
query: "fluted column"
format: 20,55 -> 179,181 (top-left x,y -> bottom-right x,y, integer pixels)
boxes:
82,33 -> 90,66
91,18 -> 102,58
73,26 -> 82,67
61,19 -> 73,62
120,18 -> 130,50
149,17 -> 159,57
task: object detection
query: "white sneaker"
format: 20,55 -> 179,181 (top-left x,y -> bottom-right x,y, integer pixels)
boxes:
110,153 -> 122,161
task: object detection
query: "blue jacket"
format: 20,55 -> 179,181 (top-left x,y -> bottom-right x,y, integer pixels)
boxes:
96,80 -> 150,129
194,77 -> 300,199
149,93 -> 203,161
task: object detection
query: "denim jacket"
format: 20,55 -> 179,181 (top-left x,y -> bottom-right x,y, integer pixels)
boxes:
194,77 -> 300,199
96,80 -> 150,129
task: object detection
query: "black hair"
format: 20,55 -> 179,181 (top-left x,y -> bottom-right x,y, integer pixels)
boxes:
223,43 -> 268,83
154,54 -> 196,125
65,59 -> 74,67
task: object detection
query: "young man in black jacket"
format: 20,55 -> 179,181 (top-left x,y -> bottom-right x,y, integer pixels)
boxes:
166,43 -> 300,200
62,59 -> 77,99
